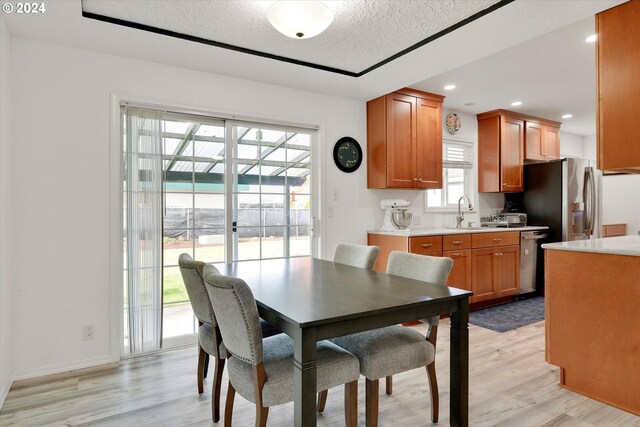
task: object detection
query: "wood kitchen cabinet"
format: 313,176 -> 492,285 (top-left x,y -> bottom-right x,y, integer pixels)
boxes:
367,88 -> 445,189
596,0 -> 640,173
525,120 -> 561,161
471,245 -> 520,303
477,110 -> 525,192
470,231 -> 520,302
368,230 -> 520,305
444,249 -> 472,293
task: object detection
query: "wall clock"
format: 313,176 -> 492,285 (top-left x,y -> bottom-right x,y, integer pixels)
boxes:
333,137 -> 362,173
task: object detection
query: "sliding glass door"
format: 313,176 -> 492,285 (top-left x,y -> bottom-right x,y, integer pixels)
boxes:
122,107 -> 315,355
161,114 -> 227,343
230,124 -> 312,261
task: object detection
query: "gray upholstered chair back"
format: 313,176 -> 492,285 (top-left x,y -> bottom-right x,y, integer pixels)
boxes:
178,253 -> 220,326
386,251 -> 453,285
333,244 -> 380,270
203,265 -> 264,365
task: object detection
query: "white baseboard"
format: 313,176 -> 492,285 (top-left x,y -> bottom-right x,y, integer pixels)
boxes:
11,355 -> 113,382
0,375 -> 13,409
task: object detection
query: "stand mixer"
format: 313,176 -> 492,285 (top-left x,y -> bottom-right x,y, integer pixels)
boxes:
380,199 -> 412,231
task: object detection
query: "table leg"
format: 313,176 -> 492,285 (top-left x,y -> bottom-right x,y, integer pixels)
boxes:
450,297 -> 469,427
293,327 -> 317,427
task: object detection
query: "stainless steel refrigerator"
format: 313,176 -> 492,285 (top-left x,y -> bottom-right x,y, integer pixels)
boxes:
505,158 -> 601,296
506,158 -> 601,243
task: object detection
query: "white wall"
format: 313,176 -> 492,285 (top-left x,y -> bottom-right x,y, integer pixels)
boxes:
582,134 -> 597,161
0,16 -> 13,406
559,131 -> 583,158
581,134 -> 639,235
8,38 -> 368,379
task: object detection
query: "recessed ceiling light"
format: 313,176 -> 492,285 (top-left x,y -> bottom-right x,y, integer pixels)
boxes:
464,102 -> 475,107
562,114 -> 573,119
585,34 -> 597,43
511,101 -> 522,107
444,84 -> 456,91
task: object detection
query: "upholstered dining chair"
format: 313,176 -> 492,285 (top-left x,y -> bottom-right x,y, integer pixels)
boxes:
333,243 -> 380,270
331,251 -> 453,427
315,243 -> 380,413
178,253 -> 280,422
202,265 -> 361,427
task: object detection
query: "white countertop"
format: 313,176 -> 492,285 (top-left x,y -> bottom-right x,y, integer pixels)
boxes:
368,226 -> 549,237
542,235 -> 640,257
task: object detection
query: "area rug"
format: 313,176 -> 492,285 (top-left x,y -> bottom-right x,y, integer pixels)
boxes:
469,296 -> 544,333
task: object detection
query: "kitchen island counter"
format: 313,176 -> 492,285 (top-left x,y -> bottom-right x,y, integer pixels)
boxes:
544,236 -> 640,416
542,234 -> 640,257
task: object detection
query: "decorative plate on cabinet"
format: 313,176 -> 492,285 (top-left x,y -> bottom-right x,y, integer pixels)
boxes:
446,113 -> 461,134
333,137 -> 362,173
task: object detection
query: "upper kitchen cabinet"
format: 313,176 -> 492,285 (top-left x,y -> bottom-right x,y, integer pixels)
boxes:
524,119 -> 561,161
367,88 -> 445,189
477,110 -> 524,192
596,0 -> 640,173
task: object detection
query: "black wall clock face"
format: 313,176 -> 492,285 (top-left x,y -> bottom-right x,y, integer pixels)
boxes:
333,137 -> 362,173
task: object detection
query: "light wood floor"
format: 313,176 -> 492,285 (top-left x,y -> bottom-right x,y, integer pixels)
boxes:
2,320 -> 639,426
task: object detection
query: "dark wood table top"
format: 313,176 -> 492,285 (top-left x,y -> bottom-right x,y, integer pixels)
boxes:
215,257 -> 472,328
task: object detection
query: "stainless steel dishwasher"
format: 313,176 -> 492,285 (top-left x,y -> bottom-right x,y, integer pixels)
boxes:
520,231 -> 548,294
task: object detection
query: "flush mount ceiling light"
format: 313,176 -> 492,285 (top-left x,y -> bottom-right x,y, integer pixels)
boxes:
511,101 -> 522,107
562,114 -> 573,119
444,84 -> 456,90
585,34 -> 597,43
267,1 -> 334,39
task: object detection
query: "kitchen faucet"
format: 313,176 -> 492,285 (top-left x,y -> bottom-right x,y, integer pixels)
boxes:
456,195 -> 473,228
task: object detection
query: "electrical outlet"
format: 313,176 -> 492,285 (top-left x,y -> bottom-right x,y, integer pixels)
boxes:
83,324 -> 95,340
332,189 -> 339,202
327,206 -> 335,218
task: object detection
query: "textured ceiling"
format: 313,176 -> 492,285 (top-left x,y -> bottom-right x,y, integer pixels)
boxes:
2,1 -> 624,101
82,0 -> 500,73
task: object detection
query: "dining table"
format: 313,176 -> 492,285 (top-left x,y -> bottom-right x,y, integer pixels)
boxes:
215,256 -> 472,427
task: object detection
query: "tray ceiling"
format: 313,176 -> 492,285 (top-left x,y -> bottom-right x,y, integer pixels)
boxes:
82,0 -> 503,75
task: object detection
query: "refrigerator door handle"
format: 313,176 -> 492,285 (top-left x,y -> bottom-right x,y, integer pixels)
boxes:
584,167 -> 596,236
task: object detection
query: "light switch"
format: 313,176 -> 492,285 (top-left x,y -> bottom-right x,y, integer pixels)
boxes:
332,189 -> 339,202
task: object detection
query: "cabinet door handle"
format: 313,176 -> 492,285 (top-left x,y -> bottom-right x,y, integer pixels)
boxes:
417,177 -> 423,182
493,252 -> 503,256
542,152 -> 548,156
492,238 -> 502,242
452,240 -> 463,245
412,177 -> 418,182
452,252 -> 463,257
503,182 -> 507,186
421,243 -> 433,248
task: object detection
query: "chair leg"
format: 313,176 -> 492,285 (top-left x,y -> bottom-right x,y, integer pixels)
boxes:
426,362 -> 439,424
204,353 -> 210,379
212,356 -> 226,422
224,381 -> 236,427
344,381 -> 358,427
197,346 -> 207,394
317,390 -> 328,413
365,378 -> 379,427
385,376 -> 393,395
255,405 -> 269,427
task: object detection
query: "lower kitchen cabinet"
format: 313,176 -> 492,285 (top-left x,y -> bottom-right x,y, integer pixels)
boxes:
471,245 -> 520,303
369,230 -> 521,305
443,249 -> 472,292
